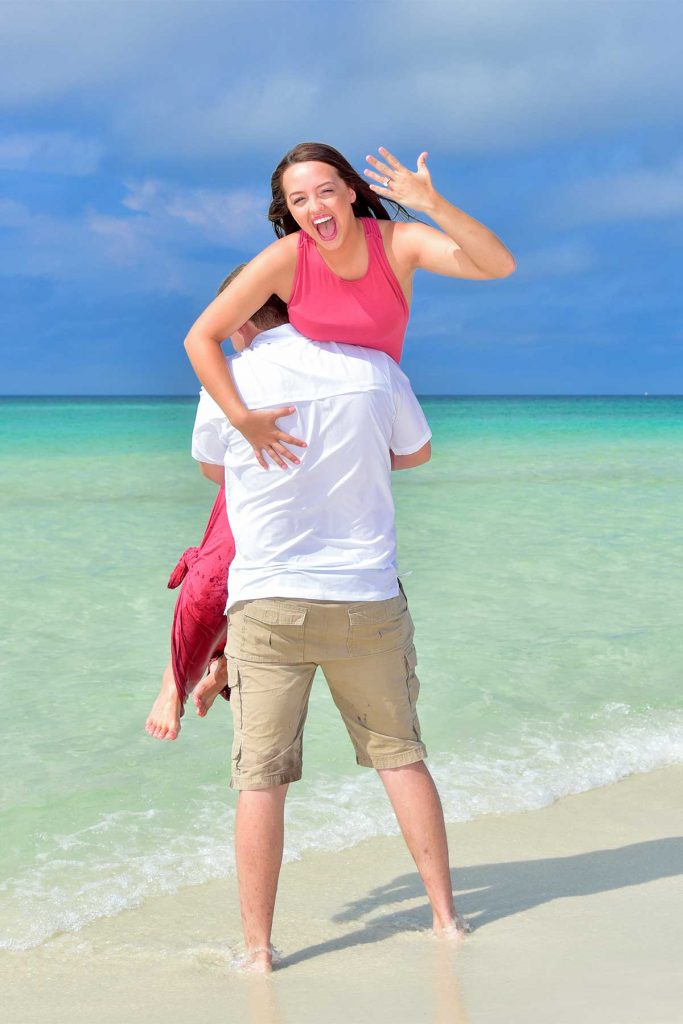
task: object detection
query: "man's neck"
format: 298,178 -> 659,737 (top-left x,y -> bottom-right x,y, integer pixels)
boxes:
246,322 -> 294,348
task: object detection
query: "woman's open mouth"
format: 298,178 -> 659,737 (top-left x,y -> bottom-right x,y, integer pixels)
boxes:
312,215 -> 338,242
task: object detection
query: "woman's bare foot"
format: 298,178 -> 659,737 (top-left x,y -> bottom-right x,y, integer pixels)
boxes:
193,656 -> 228,718
145,662 -> 184,740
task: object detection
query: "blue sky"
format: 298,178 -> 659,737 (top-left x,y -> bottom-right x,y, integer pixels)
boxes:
1,0 -> 681,395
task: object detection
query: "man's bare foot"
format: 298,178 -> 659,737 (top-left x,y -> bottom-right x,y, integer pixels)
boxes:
193,656 -> 228,718
231,945 -> 277,973
145,662 -> 184,740
434,910 -> 472,940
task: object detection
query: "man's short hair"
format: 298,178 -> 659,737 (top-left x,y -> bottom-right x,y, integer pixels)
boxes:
217,264 -> 289,332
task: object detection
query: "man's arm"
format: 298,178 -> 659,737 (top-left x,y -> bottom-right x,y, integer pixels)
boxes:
199,462 -> 224,485
391,441 -> 431,471
388,361 -> 433,470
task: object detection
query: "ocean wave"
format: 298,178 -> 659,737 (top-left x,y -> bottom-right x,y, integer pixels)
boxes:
2,704 -> 681,951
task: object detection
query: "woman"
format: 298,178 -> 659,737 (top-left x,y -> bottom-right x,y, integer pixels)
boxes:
184,142 -> 514,462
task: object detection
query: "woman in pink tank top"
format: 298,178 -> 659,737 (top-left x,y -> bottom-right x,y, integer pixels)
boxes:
185,141 -> 515,467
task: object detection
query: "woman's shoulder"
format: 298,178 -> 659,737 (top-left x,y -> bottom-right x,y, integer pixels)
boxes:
376,218 -> 416,241
377,217 -> 440,267
376,218 -> 417,269
376,217 -> 416,250
250,231 -> 300,270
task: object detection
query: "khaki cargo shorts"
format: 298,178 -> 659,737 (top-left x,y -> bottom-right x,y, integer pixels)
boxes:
225,587 -> 426,790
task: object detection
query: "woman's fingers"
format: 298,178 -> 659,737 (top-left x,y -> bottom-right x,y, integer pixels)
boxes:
269,408 -> 307,446
378,146 -> 404,171
243,407 -> 307,469
266,445 -> 288,470
364,168 -> 392,185
252,447 -> 269,470
276,430 -> 306,448
366,153 -> 394,178
272,441 -> 301,466
252,445 -> 289,471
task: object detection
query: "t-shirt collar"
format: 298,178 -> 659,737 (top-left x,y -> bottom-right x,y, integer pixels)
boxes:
249,323 -> 302,350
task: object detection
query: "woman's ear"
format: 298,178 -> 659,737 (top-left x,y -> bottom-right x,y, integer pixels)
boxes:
348,186 -> 356,204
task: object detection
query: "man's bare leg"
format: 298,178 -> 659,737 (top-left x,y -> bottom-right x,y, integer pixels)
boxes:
193,655 -> 228,717
145,661 -> 183,740
378,761 -> 470,937
234,784 -> 288,972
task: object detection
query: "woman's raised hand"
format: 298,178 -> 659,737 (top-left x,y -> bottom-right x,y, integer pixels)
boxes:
236,407 -> 307,470
365,147 -> 437,213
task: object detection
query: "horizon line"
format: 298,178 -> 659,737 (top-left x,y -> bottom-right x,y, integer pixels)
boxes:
1,393 -> 681,401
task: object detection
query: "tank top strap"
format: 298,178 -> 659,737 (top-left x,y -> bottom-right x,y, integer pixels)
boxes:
362,217 -> 380,239
362,219 -> 406,309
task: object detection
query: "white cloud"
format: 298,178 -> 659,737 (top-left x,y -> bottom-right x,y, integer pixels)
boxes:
0,132 -> 102,174
0,179 -> 271,293
0,2 -> 681,161
121,179 -> 270,246
551,153 -> 683,224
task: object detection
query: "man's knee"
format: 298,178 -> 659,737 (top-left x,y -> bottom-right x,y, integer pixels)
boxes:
376,759 -> 429,781
237,782 -> 290,801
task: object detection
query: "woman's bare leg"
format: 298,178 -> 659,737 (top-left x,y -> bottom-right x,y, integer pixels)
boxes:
194,655 -> 228,717
145,661 -> 183,740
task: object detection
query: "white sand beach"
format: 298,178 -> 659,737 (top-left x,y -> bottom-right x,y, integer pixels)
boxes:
2,765 -> 681,1024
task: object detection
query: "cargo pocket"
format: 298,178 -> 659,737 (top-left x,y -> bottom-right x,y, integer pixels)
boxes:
347,595 -> 408,657
228,660 -> 243,771
404,645 -> 421,741
241,601 -> 307,663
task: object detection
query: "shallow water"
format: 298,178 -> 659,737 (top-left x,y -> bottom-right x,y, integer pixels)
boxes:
1,396 -> 682,949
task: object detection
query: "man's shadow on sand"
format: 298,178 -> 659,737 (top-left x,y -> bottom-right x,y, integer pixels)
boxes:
279,837 -> 683,969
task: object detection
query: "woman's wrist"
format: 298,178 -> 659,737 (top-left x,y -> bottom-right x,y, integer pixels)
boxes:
228,403 -> 249,430
422,189 -> 459,222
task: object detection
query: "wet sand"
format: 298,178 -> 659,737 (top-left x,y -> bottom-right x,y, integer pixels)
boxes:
2,765 -> 682,1024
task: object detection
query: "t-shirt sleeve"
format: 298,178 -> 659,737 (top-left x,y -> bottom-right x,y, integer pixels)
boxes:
388,362 -> 432,455
191,388 -> 229,466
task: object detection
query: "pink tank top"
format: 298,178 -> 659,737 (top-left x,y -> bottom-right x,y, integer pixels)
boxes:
287,217 -> 409,363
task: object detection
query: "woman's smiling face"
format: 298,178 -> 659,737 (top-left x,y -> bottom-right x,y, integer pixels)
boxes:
283,161 -> 357,248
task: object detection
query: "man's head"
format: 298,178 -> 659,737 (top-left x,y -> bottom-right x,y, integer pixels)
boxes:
217,264 -> 289,352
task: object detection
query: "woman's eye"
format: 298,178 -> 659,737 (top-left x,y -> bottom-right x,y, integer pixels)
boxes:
292,197 -> 305,205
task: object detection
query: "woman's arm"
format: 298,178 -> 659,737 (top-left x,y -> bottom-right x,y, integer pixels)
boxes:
366,148 -> 515,281
184,234 -> 304,469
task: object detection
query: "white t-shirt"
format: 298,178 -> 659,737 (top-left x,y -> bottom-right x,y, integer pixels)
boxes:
191,324 -> 431,609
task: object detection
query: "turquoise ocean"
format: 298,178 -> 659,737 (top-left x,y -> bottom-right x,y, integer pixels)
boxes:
1,396 -> 682,951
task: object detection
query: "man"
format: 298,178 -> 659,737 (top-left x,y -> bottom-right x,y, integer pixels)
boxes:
191,267 -> 470,971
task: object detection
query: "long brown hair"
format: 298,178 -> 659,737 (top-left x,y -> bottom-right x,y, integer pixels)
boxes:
268,142 -> 413,238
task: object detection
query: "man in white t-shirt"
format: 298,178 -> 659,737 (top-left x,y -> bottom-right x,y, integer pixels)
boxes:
191,270 -> 469,970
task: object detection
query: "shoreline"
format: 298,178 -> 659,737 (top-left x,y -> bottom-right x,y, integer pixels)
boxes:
3,764 -> 682,1023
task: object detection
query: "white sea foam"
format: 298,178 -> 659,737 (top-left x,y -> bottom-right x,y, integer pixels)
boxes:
2,704 -> 681,951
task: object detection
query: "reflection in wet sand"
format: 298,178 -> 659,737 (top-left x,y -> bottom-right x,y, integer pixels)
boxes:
246,973 -> 285,1024
433,939 -> 471,1024
242,937 -> 470,1024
